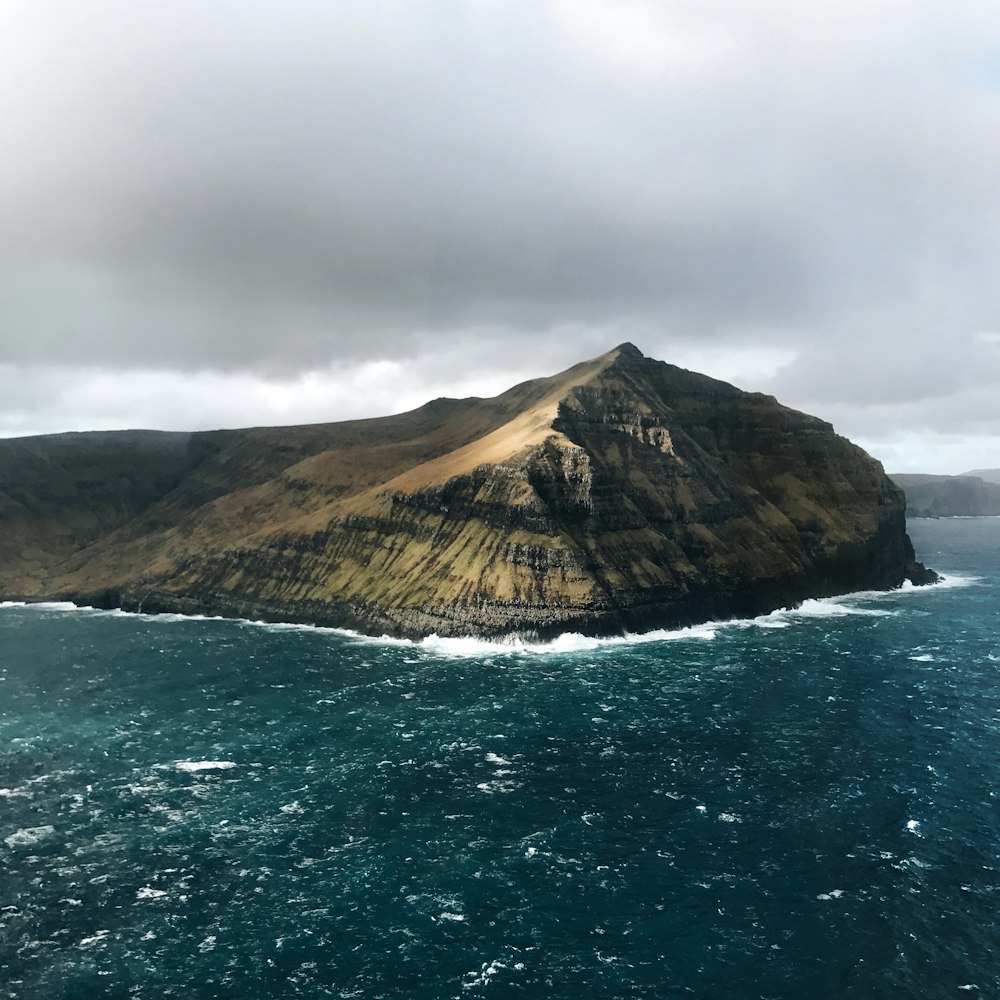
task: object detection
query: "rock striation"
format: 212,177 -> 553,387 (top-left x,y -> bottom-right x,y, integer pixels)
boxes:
0,344 -> 935,638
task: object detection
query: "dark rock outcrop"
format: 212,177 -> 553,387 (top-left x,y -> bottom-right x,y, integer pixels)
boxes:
0,345 -> 935,638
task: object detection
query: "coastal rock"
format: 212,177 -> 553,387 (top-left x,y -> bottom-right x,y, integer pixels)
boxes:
0,345 -> 935,638
891,473 -> 1000,518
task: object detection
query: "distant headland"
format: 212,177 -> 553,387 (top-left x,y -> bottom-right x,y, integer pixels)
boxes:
891,471 -> 1000,518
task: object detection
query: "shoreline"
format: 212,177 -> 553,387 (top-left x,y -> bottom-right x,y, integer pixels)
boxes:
0,572 -> 973,657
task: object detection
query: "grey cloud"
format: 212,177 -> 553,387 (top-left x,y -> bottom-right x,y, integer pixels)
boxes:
1,1 -> 999,468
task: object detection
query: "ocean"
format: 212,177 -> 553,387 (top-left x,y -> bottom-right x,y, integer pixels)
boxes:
1,517 -> 997,999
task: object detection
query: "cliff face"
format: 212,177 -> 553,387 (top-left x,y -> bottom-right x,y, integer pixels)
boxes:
0,345 -> 934,638
891,473 -> 1000,518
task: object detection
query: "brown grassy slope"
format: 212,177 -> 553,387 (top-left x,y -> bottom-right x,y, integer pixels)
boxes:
0,350 -> 616,598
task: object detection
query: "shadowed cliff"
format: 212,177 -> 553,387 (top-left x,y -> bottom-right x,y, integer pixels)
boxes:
0,345 -> 934,638
891,473 -> 1000,518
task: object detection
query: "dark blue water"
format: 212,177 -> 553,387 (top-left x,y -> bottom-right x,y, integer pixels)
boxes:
1,518 -> 998,999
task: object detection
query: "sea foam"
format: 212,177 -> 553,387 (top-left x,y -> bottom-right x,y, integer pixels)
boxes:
0,569 -> 975,659
4,825 -> 55,847
174,761 -> 237,773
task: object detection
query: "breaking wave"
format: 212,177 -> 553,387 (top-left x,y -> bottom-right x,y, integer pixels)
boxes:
0,571 -> 978,659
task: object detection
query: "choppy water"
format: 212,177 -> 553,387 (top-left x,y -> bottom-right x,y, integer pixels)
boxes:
1,518 -> 998,999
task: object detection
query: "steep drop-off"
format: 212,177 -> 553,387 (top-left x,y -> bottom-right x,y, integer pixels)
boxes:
891,473 -> 1000,518
0,345 -> 934,638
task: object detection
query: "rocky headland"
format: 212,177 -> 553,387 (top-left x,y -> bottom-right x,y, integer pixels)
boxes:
890,472 -> 1000,518
0,344 -> 935,639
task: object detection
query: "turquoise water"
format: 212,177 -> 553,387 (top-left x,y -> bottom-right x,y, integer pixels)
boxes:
1,518 -> 998,999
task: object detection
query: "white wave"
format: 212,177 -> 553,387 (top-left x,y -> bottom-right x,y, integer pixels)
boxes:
16,601 -> 82,611
174,760 -> 236,772
4,824 -> 55,847
0,566 -> 977,658
462,957 -> 522,989
360,574 -> 979,657
135,886 -> 169,900
354,595 -> 887,658
476,779 -> 519,794
901,572 -> 981,591
78,930 -> 109,948
390,622 -> 721,659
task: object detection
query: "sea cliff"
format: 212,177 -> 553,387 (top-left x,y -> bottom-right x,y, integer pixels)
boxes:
0,344 -> 934,638
890,473 -> 1000,518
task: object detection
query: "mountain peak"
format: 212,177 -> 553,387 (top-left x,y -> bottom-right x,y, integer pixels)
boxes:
612,341 -> 645,359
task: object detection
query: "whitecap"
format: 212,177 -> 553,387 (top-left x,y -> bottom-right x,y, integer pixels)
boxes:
78,930 -> 109,948
476,779 -> 518,794
340,577 -> 976,657
906,572 -> 981,591
784,599 -> 892,619
4,825 -> 54,847
395,622 -> 719,658
462,957 -> 521,989
135,887 -> 169,900
175,761 -> 237,772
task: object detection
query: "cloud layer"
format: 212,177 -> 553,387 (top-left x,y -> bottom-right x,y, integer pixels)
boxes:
3,1 -> 999,470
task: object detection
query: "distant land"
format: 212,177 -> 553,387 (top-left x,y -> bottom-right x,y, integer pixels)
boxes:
0,344 -> 934,639
961,468 -> 1000,485
891,472 -> 1000,518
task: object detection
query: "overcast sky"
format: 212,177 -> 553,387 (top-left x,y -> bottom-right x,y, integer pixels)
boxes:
3,1 -> 999,472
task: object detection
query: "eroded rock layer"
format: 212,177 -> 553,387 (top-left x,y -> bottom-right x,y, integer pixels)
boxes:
0,345 -> 934,638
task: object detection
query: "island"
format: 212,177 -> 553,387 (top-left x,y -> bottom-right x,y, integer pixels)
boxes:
0,344 -> 935,639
